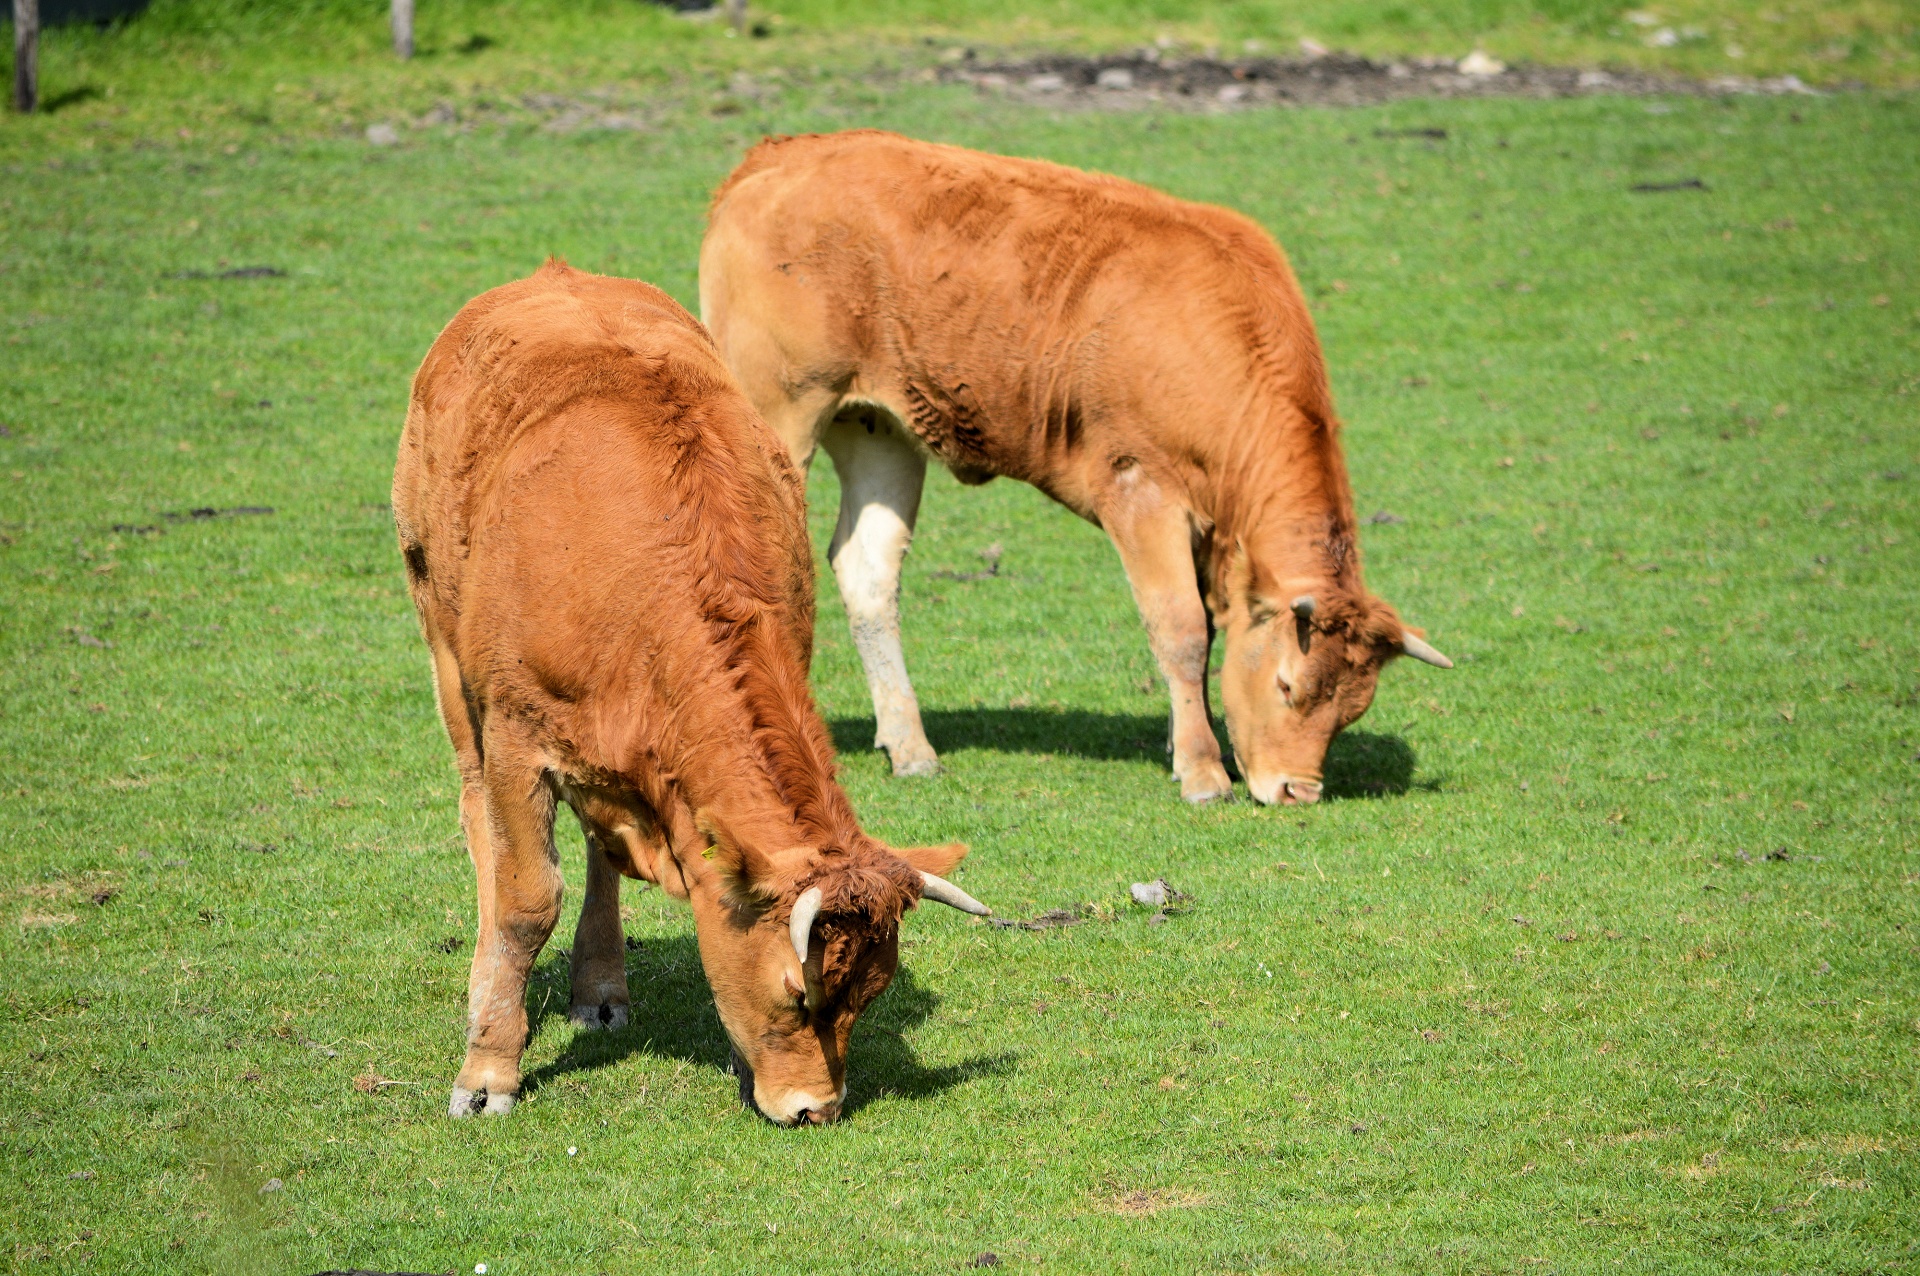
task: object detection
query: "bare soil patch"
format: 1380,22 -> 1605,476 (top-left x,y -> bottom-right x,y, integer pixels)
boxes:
938,49 -> 1826,110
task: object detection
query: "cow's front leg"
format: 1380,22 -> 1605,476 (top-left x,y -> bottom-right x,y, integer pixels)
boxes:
821,410 -> 939,777
1099,470 -> 1232,803
566,827 -> 630,1032
451,751 -> 562,1117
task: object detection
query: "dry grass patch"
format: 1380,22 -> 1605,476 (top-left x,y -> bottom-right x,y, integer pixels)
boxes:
1782,1134 -> 1905,1155
1106,1188 -> 1206,1217
18,911 -> 79,930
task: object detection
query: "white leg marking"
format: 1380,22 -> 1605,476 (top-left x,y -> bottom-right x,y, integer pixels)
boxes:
821,413 -> 939,777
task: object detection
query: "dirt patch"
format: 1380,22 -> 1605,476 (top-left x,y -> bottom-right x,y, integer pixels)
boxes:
939,49 -> 1826,110
987,906 -> 1090,932
1107,1187 -> 1206,1217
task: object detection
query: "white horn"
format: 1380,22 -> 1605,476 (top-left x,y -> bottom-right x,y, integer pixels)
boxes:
789,886 -> 824,965
1290,595 -> 1316,621
918,872 -> 991,917
1400,631 -> 1454,669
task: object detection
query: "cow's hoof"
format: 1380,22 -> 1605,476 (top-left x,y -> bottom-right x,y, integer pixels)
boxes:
448,1086 -> 515,1118
1178,769 -> 1235,804
568,1002 -> 630,1032
889,752 -> 942,778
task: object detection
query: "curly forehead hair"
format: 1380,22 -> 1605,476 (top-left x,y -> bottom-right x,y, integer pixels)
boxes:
1307,590 -> 1407,664
791,841 -> 924,929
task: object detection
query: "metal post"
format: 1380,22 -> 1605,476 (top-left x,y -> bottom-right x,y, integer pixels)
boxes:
12,0 -> 38,113
391,0 -> 413,60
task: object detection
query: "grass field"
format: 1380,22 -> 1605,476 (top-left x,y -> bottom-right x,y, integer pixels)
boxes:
3,0 -> 1917,156
4,17 -> 1920,1275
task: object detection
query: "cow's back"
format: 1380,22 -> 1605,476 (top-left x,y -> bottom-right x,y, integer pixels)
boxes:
704,131 -> 1334,504
394,262 -> 816,774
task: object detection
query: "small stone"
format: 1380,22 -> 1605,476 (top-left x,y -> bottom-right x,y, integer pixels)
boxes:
1458,50 -> 1506,77
259,1178 -> 282,1194
365,123 -> 400,146
1131,880 -> 1170,907
1024,73 -> 1065,92
969,1255 -> 1001,1269
1096,67 -> 1134,90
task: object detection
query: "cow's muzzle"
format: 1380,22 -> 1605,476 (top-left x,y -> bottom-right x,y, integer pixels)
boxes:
1280,779 -> 1323,805
731,1049 -> 843,1126
1248,774 -> 1323,806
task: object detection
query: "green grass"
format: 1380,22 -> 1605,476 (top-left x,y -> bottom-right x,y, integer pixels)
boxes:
3,54 -> 1919,1276
2,0 -> 1916,158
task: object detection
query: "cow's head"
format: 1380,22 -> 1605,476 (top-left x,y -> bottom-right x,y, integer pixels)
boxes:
689,819 -> 985,1126
1215,544 -> 1451,805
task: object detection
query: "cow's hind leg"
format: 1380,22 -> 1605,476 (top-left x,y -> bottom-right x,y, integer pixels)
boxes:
1099,471 -> 1234,803
450,737 -> 563,1117
566,823 -> 630,1033
821,408 -> 939,777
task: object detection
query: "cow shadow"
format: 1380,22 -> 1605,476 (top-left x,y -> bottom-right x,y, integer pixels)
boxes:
516,931 -> 1015,1114
1321,730 -> 1422,800
829,706 -> 1420,801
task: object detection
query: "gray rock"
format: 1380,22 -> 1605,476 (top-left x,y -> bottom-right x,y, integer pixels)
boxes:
1131,880 -> 1170,907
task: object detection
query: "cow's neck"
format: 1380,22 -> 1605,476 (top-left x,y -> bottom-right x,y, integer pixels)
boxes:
1197,410 -> 1364,604
664,694 -> 863,860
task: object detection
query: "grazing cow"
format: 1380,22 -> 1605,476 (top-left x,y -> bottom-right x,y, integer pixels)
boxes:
701,130 -> 1453,805
392,262 -> 990,1126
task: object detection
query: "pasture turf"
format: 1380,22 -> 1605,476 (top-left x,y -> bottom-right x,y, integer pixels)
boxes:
2,70 -> 1918,1276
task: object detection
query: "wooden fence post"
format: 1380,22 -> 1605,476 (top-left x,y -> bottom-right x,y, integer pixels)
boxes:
725,0 -> 745,35
12,0 -> 38,113
391,0 -> 413,60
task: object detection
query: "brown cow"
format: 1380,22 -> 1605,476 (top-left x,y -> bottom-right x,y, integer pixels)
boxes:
392,261 -> 990,1126
700,130 -> 1452,805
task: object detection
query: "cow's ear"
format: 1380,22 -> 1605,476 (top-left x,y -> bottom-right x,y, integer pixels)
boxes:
893,842 -> 969,877
1226,538 -> 1284,619
1225,537 -> 1254,603
695,808 -> 782,903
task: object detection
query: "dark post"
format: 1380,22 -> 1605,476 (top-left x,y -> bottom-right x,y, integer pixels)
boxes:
12,0 -> 38,113
391,0 -> 413,60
